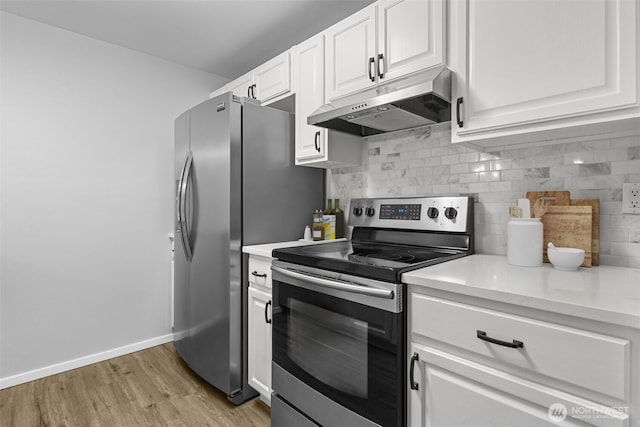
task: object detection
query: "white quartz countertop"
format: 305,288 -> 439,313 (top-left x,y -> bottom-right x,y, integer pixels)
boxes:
242,238 -> 346,258
402,254 -> 640,329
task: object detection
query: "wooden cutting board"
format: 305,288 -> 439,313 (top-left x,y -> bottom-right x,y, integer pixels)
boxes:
570,199 -> 600,266
526,190 -> 571,205
542,205 -> 593,267
526,191 -> 571,216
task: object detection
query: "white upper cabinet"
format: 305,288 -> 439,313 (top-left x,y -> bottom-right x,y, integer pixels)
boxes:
293,34 -> 363,168
325,0 -> 445,101
210,51 -> 291,104
224,71 -> 255,98
325,5 -> 377,100
377,0 -> 445,82
451,0 -> 639,147
253,52 -> 291,103
294,34 -> 327,162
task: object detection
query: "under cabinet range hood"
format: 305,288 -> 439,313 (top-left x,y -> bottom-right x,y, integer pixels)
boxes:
308,66 -> 452,137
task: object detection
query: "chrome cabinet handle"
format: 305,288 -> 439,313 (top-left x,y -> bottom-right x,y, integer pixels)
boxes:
264,300 -> 272,324
410,352 -> 419,390
377,53 -> 385,79
314,131 -> 321,152
272,266 -> 394,299
477,330 -> 524,349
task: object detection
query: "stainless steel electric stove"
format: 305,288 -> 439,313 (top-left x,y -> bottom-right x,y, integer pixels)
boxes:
270,196 -> 474,427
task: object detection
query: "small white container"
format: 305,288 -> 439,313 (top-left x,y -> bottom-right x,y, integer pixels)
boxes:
547,244 -> 585,271
507,218 -> 543,267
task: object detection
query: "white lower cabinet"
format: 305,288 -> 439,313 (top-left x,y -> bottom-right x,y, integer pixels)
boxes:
410,344 -> 623,427
409,289 -> 634,427
247,255 -> 273,405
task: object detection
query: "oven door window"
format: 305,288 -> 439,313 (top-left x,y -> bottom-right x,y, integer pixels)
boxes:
273,281 -> 404,427
289,299 -> 369,397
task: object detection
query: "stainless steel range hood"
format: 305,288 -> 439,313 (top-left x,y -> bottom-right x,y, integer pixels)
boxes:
308,66 -> 452,137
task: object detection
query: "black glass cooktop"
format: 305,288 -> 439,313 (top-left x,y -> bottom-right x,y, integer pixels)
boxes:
272,240 -> 468,282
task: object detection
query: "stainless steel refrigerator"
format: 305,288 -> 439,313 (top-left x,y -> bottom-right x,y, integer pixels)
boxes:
173,93 -> 324,404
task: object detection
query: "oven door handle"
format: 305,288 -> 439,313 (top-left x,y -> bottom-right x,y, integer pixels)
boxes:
272,266 -> 395,299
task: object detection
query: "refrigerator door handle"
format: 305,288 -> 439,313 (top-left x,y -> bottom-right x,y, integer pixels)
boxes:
179,152 -> 194,260
177,154 -> 188,226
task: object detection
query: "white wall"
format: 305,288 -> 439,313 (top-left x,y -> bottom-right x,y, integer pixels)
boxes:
0,12 -> 228,387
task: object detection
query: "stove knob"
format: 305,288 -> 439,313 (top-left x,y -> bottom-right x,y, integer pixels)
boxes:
427,207 -> 439,219
365,207 -> 376,217
444,207 -> 458,220
353,206 -> 363,216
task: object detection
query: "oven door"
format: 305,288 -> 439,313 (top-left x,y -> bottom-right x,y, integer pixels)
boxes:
271,261 -> 405,427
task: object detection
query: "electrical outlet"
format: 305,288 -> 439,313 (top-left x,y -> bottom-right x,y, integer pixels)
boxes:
622,183 -> 640,214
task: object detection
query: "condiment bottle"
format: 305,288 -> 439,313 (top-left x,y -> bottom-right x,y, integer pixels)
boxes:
312,211 -> 325,241
334,198 -> 344,238
323,199 -> 333,215
323,199 -> 336,240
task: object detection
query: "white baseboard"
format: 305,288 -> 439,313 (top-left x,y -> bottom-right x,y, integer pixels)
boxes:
0,333 -> 174,390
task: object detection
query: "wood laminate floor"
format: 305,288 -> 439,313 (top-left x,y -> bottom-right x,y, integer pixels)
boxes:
0,343 -> 271,427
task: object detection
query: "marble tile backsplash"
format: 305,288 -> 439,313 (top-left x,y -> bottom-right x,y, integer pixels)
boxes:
328,125 -> 640,268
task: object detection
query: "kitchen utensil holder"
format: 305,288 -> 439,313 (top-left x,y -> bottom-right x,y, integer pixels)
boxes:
507,218 -> 543,267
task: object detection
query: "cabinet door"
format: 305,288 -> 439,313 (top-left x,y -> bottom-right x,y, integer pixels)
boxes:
325,4 -> 377,100
452,0 -> 638,143
294,34 -> 327,162
254,51 -> 291,103
248,286 -> 272,404
409,343 -> 628,427
225,71 -> 254,99
377,0 -> 445,82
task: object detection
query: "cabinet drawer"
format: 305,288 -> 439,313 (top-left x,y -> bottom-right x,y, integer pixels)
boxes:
411,294 -> 630,400
248,255 -> 272,289
409,343 -> 629,427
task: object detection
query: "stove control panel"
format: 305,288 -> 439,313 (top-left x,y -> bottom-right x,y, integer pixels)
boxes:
349,196 -> 473,233
379,203 -> 421,220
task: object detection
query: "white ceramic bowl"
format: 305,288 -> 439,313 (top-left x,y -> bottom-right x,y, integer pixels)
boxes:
547,246 -> 585,271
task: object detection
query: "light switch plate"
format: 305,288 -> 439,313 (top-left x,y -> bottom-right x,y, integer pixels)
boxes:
622,183 -> 640,214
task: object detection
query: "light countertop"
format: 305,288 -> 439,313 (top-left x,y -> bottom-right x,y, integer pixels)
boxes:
242,238 -> 347,258
402,254 -> 640,329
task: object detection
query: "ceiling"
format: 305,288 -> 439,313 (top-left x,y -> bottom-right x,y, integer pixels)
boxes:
0,0 -> 375,79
